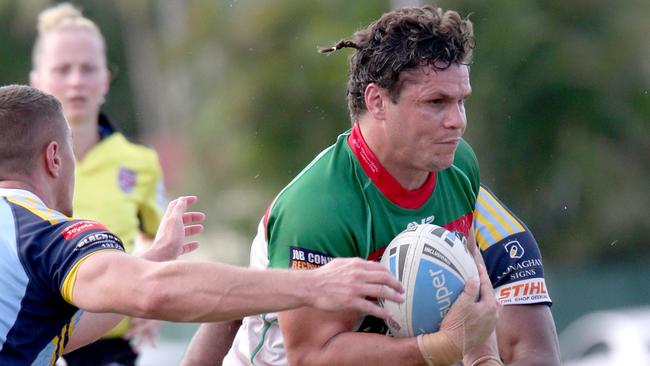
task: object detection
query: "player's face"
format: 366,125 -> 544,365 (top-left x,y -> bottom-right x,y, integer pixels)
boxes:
382,64 -> 471,179
32,29 -> 109,125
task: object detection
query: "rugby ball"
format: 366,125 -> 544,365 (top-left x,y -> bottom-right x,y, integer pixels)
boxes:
380,224 -> 478,337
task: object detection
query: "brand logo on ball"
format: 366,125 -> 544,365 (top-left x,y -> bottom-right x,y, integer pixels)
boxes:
422,244 -> 462,278
380,224 -> 477,337
505,240 -> 525,259
429,269 -> 454,319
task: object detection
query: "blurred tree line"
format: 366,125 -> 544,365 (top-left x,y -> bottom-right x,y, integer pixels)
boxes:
1,0 -> 648,267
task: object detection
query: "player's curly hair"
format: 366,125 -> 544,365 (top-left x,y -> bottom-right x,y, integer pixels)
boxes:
320,6 -> 474,122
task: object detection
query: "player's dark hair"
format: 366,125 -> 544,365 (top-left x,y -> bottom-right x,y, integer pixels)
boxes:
320,6 -> 474,122
0,85 -> 65,179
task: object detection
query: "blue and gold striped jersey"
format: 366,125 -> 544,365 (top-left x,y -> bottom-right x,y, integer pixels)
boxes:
474,185 -> 552,305
0,189 -> 125,365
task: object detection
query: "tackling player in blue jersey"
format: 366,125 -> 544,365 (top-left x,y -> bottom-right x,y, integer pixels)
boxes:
0,85 -> 406,366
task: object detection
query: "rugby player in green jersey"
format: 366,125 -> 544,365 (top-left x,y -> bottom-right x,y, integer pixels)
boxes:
184,5 -> 560,366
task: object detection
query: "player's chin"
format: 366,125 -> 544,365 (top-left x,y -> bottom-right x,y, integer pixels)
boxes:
428,156 -> 455,171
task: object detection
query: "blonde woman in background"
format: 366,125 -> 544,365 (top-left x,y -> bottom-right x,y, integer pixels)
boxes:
30,3 -> 165,365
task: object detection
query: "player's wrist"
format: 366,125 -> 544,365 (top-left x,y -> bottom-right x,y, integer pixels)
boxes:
418,333 -> 462,366
295,269 -> 318,307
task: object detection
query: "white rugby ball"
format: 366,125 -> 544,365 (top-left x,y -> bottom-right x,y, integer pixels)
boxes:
380,223 -> 478,337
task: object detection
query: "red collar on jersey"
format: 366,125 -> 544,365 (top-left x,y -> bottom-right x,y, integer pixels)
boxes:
347,123 -> 436,210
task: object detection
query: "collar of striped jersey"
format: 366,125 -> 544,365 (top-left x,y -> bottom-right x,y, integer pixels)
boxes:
347,123 -> 436,210
0,188 -> 44,203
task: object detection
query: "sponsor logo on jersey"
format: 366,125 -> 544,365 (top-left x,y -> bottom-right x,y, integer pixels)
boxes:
118,167 -> 137,193
407,215 -> 435,230
289,246 -> 334,270
496,278 -> 551,305
497,258 -> 543,282
75,232 -> 124,250
504,240 -> 525,259
62,221 -> 108,240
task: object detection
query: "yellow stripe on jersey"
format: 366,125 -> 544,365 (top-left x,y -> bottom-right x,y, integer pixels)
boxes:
51,314 -> 76,365
60,250 -> 120,304
474,187 -> 525,251
6,196 -> 68,225
481,189 -> 525,232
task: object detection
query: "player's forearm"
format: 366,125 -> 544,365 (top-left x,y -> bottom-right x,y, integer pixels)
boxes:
496,305 -> 560,366
287,332 -> 426,366
498,332 -> 560,366
133,261 -> 312,322
64,312 -> 124,353
181,320 -> 242,366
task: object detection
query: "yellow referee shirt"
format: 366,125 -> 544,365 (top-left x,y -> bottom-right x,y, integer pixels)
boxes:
73,118 -> 165,337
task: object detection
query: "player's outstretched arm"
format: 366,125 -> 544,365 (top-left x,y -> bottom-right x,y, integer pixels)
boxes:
70,253 -> 404,324
178,257 -> 407,365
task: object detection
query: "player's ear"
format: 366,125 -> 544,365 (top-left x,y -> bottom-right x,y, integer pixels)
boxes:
364,83 -> 387,121
44,141 -> 61,178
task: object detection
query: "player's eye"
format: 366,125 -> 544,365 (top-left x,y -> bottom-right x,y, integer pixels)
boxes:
53,65 -> 70,75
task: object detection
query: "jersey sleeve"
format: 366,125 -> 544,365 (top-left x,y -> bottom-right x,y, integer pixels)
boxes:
474,185 -> 552,306
265,175 -> 363,269
137,151 -> 166,237
45,220 -> 126,304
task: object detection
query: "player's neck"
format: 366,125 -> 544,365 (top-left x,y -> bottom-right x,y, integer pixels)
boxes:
356,121 -> 429,190
69,118 -> 100,161
0,179 -> 48,205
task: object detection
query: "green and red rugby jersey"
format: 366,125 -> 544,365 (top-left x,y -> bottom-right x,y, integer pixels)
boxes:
267,124 -> 479,268
224,124 -> 479,366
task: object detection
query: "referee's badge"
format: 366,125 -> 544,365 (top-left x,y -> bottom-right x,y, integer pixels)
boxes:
117,167 -> 137,193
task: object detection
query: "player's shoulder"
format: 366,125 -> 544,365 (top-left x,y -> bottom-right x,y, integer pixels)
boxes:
474,185 -> 529,249
2,189 -> 69,226
272,137 -> 361,215
269,135 -> 363,230
2,190 -> 124,256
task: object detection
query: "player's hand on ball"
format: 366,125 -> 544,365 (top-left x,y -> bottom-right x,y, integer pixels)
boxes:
308,257 -> 404,320
146,196 -> 205,261
419,263 -> 499,365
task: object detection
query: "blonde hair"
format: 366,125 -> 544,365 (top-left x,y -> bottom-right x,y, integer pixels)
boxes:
31,2 -> 106,69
